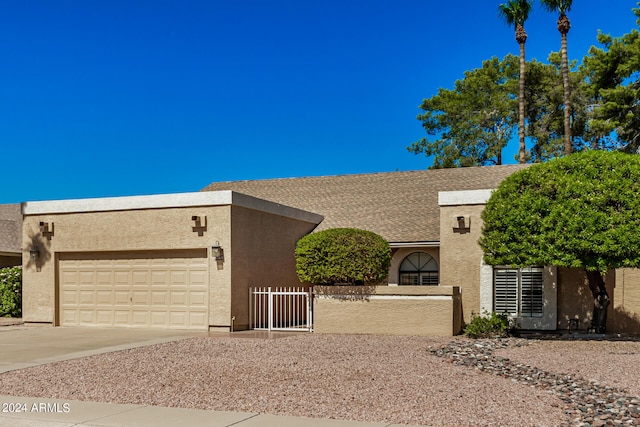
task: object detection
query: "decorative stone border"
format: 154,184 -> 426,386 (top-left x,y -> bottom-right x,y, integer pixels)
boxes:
430,339 -> 640,426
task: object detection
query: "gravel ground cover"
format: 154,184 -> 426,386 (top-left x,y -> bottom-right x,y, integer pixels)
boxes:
0,334 -> 638,426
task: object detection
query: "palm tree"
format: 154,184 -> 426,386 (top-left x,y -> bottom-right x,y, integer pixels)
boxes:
498,0 -> 532,164
540,0 -> 573,155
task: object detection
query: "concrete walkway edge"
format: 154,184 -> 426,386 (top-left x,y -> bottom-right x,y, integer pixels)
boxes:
0,394 -> 412,427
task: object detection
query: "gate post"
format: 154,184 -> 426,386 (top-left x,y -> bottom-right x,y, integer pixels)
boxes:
267,287 -> 273,331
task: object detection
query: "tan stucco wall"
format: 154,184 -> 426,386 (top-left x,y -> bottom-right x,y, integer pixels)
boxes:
610,269 -> 640,333
555,267 -> 640,334
556,268 -> 599,330
22,206 -> 232,325
313,286 -> 462,336
438,204 -> 485,324
229,205 -> 319,330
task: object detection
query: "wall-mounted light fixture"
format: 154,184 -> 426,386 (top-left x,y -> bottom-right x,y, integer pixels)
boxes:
211,241 -> 224,261
29,246 -> 40,261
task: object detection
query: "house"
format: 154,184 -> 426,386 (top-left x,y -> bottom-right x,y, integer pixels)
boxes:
0,204 -> 22,268
201,165 -> 528,331
18,165 -> 640,334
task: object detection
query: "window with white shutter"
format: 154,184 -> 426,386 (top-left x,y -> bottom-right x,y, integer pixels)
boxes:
494,267 -> 543,317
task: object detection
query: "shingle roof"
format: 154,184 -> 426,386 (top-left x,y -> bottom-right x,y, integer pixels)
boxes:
201,165 -> 528,243
0,204 -> 22,253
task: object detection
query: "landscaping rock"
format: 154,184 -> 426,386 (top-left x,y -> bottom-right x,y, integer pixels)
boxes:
430,339 -> 640,426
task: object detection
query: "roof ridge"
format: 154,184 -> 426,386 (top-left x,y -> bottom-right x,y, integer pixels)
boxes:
202,164 -> 528,189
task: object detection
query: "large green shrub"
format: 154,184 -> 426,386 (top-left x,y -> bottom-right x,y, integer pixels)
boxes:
479,150 -> 640,333
0,266 -> 22,318
295,228 -> 391,286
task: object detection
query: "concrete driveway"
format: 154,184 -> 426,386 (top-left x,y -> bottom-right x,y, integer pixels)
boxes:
0,325 -> 202,373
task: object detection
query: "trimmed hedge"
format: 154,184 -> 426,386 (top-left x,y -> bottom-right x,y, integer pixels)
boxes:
0,266 -> 22,318
295,228 -> 391,286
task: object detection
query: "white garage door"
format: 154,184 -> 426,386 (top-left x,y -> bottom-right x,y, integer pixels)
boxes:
59,250 -> 209,330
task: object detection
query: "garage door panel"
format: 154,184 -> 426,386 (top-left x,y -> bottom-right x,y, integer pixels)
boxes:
79,310 -> 96,323
96,290 -> 113,305
59,250 -> 208,330
61,310 -> 78,324
131,290 -> 150,305
151,270 -> 168,285
151,291 -> 169,305
79,271 -> 95,285
190,271 -> 206,284
79,290 -> 95,304
170,291 -> 187,306
169,311 -> 187,327
96,271 -> 113,284
114,271 -> 130,285
61,271 -> 78,285
190,291 -> 206,306
132,311 -> 150,325
114,311 -> 130,325
132,271 -> 149,285
95,310 -> 113,325
189,312 -> 207,328
114,291 -> 130,305
62,290 -> 78,305
151,311 -> 169,326
170,270 -> 188,285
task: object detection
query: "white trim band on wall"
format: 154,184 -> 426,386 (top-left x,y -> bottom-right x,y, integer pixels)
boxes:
21,191 -> 324,225
438,189 -> 494,206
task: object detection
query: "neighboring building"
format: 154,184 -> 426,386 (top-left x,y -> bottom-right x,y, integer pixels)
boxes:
0,204 -> 22,267
18,165 -> 640,334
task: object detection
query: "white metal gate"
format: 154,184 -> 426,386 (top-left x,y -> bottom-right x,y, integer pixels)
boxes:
249,287 -> 312,331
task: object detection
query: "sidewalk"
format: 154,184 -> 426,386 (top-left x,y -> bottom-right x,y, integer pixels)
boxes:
0,395 -> 416,427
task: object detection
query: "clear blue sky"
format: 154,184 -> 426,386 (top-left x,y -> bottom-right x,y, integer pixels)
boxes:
1,0 -> 637,203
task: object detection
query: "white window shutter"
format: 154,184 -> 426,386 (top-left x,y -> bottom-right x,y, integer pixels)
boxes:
494,269 -> 518,315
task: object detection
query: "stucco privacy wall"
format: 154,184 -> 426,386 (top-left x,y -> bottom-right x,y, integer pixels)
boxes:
313,286 -> 462,336
438,190 -> 491,324
612,269 -> 640,333
21,191 -> 322,329
557,268 -> 640,333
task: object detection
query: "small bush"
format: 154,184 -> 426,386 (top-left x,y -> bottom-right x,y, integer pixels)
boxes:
295,228 -> 391,286
464,311 -> 512,338
0,266 -> 22,318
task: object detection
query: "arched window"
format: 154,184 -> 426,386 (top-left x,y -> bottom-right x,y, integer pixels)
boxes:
399,252 -> 439,285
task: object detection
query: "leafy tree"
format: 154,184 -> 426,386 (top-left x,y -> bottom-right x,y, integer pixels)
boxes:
408,55 -> 519,168
583,5 -> 640,153
498,0 -> 533,164
295,228 -> 391,286
479,150 -> 640,333
540,0 -> 574,155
